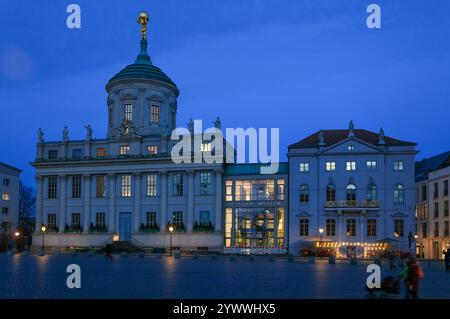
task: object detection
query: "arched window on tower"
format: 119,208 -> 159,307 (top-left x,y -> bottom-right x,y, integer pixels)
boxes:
326,184 -> 336,202
367,183 -> 377,201
346,184 -> 356,202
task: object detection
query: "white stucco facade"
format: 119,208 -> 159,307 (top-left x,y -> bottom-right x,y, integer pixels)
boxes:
0,162 -> 21,234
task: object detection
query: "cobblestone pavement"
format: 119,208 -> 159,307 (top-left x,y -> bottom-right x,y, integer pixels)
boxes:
0,254 -> 449,299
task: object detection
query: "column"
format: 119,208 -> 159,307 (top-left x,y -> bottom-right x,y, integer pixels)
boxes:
160,170 -> 167,232
187,170 -> 194,232
35,176 -> 43,233
83,174 -> 91,233
108,174 -> 116,233
215,169 -> 223,232
133,172 -> 142,233
358,216 -> 365,242
59,175 -> 67,232
337,213 -> 342,242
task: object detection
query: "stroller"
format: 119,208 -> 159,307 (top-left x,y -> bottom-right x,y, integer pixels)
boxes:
365,275 -> 401,299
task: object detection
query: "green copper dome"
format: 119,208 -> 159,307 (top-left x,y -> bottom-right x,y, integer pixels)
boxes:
106,39 -> 179,96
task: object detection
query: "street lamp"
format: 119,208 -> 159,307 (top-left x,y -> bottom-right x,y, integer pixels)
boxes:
41,225 -> 47,254
169,225 -> 174,256
318,228 -> 324,257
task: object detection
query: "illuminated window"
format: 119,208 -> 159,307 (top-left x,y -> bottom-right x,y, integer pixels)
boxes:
124,103 -> 133,121
347,145 -> 355,151
277,207 -> 285,246
366,160 -> 377,171
225,180 -> 233,201
277,179 -> 285,200
367,219 -> 377,237
225,208 -> 232,247
346,161 -> 356,171
394,161 -> 404,171
96,148 -> 107,157
121,174 -> 132,197
346,219 -> 356,237
394,219 -> 404,237
201,142 -> 212,152
326,161 -> 336,171
72,176 -> 81,198
96,175 -> 106,198
346,184 -> 356,201
119,145 -> 130,155
1,193 -> 9,201
326,219 -> 336,237
48,177 -> 57,199
147,145 -> 158,155
299,162 -> 309,172
146,174 -> 157,197
150,105 -> 160,123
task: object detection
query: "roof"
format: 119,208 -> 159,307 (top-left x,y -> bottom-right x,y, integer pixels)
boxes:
106,39 -> 178,96
288,129 -> 417,149
415,151 -> 450,182
0,162 -> 22,174
224,163 -> 288,176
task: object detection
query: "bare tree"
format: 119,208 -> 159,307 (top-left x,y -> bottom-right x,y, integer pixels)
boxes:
19,181 -> 35,238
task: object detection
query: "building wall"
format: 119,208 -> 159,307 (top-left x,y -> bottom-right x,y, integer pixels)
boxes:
0,164 -> 21,234
288,139 -> 416,256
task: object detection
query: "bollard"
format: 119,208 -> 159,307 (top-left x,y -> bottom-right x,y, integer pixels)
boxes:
308,256 -> 315,264
288,256 -> 295,263
174,252 -> 181,259
328,255 -> 336,264
156,252 -> 162,259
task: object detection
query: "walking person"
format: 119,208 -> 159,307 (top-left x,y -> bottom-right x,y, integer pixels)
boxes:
105,243 -> 113,261
403,257 -> 424,299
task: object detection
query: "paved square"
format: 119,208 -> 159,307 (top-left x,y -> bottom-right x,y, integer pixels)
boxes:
0,254 -> 449,299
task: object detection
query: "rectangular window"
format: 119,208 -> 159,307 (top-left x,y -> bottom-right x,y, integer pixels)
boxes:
146,174 -> 157,197
422,185 -> 427,201
72,149 -> 82,159
124,103 -> 133,121
346,219 -> 356,237
434,202 -> 439,218
173,173 -> 183,196
366,160 -> 377,171
72,213 -> 81,228
2,178 -> 9,186
47,213 -> 57,229
147,145 -> 158,155
225,208 -> 232,247
199,211 -> 210,223
146,212 -> 157,227
394,160 -> 404,171
367,219 -> 377,237
150,105 -> 160,123
1,207 -> 8,214
434,222 -> 439,237
119,145 -> 130,155
1,193 -> 9,201
326,161 -> 336,171
48,149 -> 58,159
72,176 -> 81,198
299,219 -> 309,236
96,175 -> 106,198
200,172 -> 212,195
433,182 -> 439,199
201,142 -> 212,152
326,219 -> 336,237
225,180 -> 233,202
394,219 -> 404,237
277,179 -> 285,200
422,223 -> 428,238
96,212 -> 106,228
444,200 -> 449,217
121,174 -> 132,197
444,221 -> 449,237
444,180 -> 449,197
172,211 -> 183,226
48,176 -> 57,199
346,161 -> 356,171
96,148 -> 107,157
299,162 -> 309,172
1,222 -> 8,232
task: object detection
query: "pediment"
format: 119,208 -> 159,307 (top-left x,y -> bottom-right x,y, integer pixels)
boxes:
320,137 -> 384,154
296,212 -> 313,218
120,94 -> 137,101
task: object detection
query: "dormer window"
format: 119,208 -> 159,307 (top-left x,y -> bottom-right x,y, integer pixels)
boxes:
48,150 -> 58,159
347,145 -> 355,151
124,104 -> 133,121
150,105 -> 160,123
147,145 -> 158,155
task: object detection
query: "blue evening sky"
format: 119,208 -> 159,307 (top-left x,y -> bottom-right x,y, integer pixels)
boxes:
1,0 -> 449,186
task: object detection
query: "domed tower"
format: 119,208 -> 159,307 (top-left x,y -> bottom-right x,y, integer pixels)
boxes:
105,12 -> 179,143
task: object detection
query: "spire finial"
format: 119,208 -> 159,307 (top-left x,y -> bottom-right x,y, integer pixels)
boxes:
378,127 -> 385,145
135,12 -> 152,65
348,120 -> 355,137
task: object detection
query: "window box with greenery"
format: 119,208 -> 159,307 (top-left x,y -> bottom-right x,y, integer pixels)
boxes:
88,222 -> 107,233
139,223 -> 160,233
167,222 -> 185,233
64,224 -> 83,234
193,221 -> 214,233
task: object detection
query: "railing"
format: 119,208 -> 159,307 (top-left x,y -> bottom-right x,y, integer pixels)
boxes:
324,200 -> 379,208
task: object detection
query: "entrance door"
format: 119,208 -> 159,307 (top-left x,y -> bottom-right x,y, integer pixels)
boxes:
119,213 -> 132,241
433,241 -> 441,259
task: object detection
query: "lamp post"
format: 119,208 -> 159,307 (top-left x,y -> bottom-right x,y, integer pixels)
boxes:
318,228 -> 324,257
14,231 -> 20,252
41,225 -> 47,254
169,226 -> 174,256
414,235 -> 418,258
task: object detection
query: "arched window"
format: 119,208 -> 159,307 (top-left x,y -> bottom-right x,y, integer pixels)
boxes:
346,184 -> 356,201
394,184 -> 404,204
326,184 -> 336,202
300,184 -> 309,203
367,183 -> 377,201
